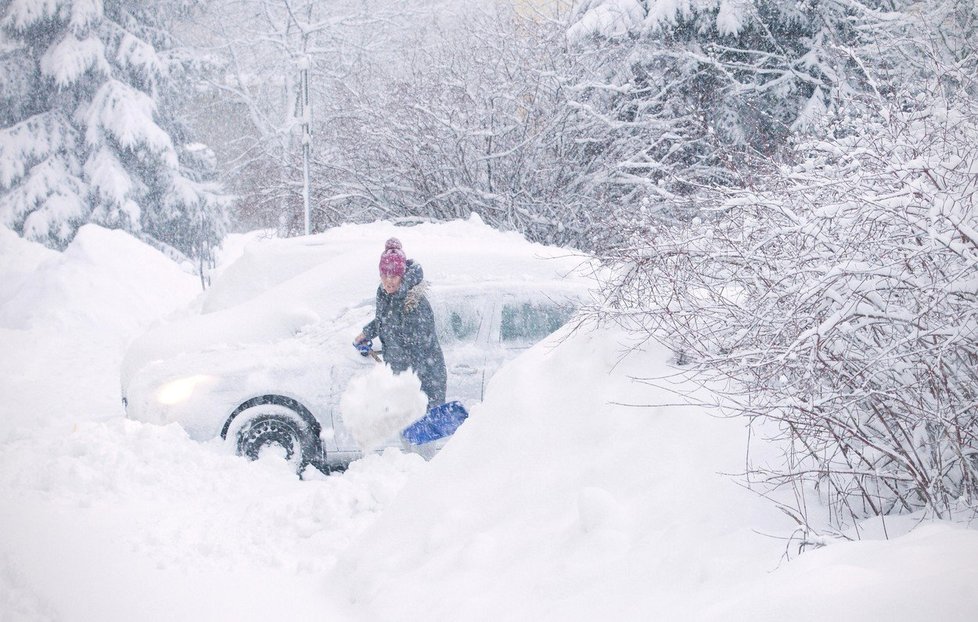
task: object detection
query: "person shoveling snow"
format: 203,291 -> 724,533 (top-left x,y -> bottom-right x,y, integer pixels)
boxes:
353,237 -> 447,411
348,237 -> 469,453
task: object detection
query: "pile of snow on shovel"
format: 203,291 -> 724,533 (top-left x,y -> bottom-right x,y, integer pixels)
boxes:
339,363 -> 428,452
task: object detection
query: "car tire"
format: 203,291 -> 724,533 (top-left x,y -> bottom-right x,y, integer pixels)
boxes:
226,401 -> 322,475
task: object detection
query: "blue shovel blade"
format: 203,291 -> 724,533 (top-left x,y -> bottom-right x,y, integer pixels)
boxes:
401,401 -> 469,445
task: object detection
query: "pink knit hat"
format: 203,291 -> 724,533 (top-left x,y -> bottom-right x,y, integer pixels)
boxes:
378,237 -> 406,277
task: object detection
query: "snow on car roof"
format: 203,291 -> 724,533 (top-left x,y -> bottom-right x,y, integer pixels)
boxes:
201,214 -> 592,313
121,215 -> 595,389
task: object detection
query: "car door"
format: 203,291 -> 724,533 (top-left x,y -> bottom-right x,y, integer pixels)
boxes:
433,294 -> 496,405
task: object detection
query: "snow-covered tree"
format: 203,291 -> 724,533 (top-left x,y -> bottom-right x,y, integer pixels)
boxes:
178,0 -> 427,234
315,6 -> 609,247
0,0 -> 227,262
563,0 -> 907,230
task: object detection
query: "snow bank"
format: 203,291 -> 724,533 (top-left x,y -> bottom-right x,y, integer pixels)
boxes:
339,363 -> 427,452
0,225 -> 58,308
0,416 -> 424,620
0,225 -> 201,438
0,224 -> 198,332
705,522 -> 978,621
330,323 -> 787,619
329,322 -> 978,621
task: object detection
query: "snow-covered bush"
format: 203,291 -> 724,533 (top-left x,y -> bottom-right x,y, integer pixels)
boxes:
598,66 -> 978,536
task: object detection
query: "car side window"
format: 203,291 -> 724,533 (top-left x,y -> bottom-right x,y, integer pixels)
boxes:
435,298 -> 485,344
450,310 -> 479,341
499,302 -> 575,344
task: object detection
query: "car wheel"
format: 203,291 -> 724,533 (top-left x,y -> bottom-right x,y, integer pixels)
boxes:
228,403 -> 320,474
237,412 -> 303,459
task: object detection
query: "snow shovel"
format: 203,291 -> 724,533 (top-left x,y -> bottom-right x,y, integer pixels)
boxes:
400,400 -> 469,446
353,340 -> 469,445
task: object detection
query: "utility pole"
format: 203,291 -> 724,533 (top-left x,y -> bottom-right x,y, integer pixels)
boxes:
298,51 -> 311,235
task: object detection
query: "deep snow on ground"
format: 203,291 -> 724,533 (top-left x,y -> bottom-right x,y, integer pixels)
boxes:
328,322 -> 978,621
2,223 -> 977,621
0,226 -> 420,621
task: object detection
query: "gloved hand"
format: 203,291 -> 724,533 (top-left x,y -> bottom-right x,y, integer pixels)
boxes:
354,338 -> 373,356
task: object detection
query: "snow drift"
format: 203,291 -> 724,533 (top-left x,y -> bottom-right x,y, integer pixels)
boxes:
328,322 -> 978,621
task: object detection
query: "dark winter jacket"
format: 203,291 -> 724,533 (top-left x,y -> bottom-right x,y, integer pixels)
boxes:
362,260 -> 447,410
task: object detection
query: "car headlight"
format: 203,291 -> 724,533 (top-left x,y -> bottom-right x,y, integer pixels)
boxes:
156,375 -> 214,406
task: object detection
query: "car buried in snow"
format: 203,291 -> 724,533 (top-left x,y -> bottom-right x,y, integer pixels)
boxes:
120,217 -> 593,473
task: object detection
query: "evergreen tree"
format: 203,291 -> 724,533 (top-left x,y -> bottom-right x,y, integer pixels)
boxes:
0,0 -> 227,262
